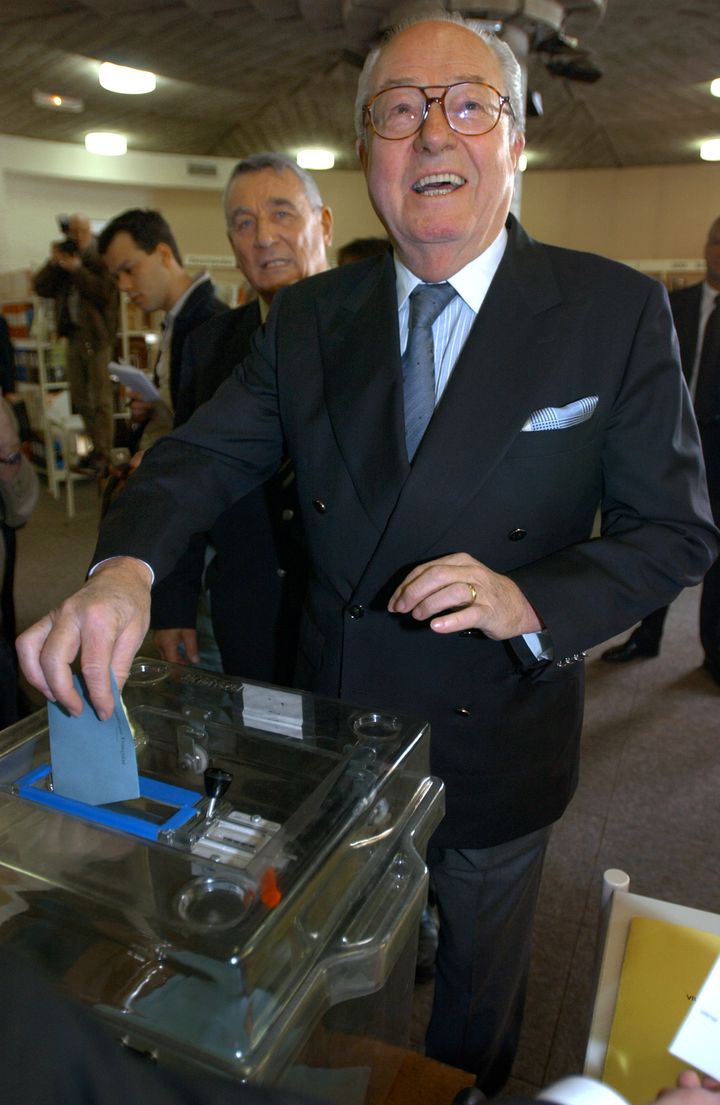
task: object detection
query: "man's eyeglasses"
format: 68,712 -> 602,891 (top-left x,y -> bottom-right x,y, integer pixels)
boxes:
363,82 -> 513,141
0,451 -> 21,465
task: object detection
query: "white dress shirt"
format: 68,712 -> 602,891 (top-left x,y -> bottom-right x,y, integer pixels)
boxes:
395,229 -> 552,661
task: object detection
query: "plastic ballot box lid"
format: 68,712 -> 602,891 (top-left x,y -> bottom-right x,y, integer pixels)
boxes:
0,659 -> 444,1092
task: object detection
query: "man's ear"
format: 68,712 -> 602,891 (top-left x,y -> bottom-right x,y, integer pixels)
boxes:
320,206 -> 334,248
510,132 -> 525,173
155,241 -> 175,268
357,137 -> 368,174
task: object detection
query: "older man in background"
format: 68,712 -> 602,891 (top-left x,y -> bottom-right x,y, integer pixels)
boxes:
152,153 -> 332,681
19,13 -> 717,1097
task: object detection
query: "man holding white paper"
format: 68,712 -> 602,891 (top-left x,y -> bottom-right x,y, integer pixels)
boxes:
97,209 -> 227,451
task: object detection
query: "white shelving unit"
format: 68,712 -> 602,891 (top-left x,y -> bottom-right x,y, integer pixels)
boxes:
13,332 -> 91,517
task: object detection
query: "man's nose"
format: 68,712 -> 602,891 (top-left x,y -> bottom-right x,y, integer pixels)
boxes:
117,273 -> 131,293
255,216 -> 278,248
414,100 -> 456,152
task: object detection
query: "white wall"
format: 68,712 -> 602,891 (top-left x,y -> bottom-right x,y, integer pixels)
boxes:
2,131 -> 719,281
5,173 -> 152,272
0,134 -> 384,278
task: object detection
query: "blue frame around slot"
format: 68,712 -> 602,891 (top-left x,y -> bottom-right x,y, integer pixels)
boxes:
14,764 -> 201,841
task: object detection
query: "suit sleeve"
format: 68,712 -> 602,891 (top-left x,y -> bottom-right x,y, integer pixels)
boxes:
508,279 -> 718,667
92,318 -> 285,584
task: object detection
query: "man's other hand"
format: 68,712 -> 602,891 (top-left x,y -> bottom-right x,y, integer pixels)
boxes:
655,1070 -> 720,1105
154,627 -> 200,666
128,393 -> 155,424
50,242 -> 82,272
388,552 -> 542,639
16,557 -> 153,720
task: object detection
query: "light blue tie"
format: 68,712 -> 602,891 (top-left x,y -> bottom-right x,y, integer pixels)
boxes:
402,282 -> 456,460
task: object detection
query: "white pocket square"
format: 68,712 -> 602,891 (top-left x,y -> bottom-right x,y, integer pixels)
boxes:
521,395 -> 598,432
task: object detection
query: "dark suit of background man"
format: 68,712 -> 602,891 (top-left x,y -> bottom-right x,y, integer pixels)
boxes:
151,153 -> 332,682
96,208 -> 227,452
603,216 -> 720,684
18,12 -> 718,1100
33,213 -> 118,475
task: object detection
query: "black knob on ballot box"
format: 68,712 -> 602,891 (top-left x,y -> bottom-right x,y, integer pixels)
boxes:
203,767 -> 232,801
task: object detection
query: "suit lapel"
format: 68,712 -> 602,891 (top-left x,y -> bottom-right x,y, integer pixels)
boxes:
353,220 -> 565,591
321,254 -> 410,532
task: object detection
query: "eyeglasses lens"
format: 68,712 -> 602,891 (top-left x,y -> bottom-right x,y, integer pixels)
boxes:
369,83 -> 502,139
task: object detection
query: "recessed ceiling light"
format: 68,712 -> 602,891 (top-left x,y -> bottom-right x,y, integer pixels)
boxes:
710,78 -> 720,98
700,138 -> 720,161
99,62 -> 156,95
85,131 -> 127,156
296,148 -> 335,170
33,88 -> 84,112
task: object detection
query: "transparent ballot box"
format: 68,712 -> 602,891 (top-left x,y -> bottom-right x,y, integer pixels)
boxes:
0,659 -> 444,1104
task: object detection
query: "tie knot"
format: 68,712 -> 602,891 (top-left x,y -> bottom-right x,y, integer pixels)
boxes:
408,282 -> 456,329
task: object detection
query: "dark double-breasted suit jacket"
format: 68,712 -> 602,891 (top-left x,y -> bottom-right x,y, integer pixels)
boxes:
97,217 -> 717,848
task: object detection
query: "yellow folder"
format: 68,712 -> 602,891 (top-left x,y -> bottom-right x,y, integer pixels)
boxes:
602,916 -> 720,1104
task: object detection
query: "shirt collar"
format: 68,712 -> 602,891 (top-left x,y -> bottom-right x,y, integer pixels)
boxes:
703,281 -> 720,306
394,226 -> 508,314
166,271 -> 212,324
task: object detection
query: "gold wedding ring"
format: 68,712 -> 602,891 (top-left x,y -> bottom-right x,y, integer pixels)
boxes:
466,582 -> 477,605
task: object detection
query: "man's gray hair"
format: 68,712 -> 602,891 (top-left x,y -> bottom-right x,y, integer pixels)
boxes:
224,152 -> 325,225
355,11 -> 525,145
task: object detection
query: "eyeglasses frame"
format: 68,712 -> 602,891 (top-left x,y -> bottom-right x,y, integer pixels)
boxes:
362,81 -> 514,141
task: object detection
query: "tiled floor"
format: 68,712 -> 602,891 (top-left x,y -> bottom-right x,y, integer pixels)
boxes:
14,478 -> 720,1099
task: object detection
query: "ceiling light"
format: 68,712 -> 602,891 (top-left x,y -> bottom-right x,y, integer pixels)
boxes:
700,139 -> 720,161
85,131 -> 127,156
518,153 -> 528,172
297,148 -> 334,170
99,62 -> 156,95
33,88 -> 84,112
711,78 -> 720,98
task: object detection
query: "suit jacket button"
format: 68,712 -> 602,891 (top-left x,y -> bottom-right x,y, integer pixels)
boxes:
312,499 -> 327,513
282,509 -> 294,521
349,604 -> 364,619
508,528 -> 527,541
277,568 -> 287,578
454,705 -> 472,717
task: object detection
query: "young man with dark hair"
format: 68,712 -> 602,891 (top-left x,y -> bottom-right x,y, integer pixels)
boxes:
99,208 -> 227,445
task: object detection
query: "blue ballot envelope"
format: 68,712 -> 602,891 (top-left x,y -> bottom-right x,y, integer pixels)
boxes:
48,670 -> 140,806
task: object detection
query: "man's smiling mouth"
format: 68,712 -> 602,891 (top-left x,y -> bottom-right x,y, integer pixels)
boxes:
412,173 -> 466,196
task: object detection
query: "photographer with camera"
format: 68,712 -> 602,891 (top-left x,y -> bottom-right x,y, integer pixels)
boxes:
33,213 -> 119,477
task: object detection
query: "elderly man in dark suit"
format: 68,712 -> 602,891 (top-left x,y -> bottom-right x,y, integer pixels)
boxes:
18,13 -> 718,1098
152,153 -> 332,682
602,216 -> 720,683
